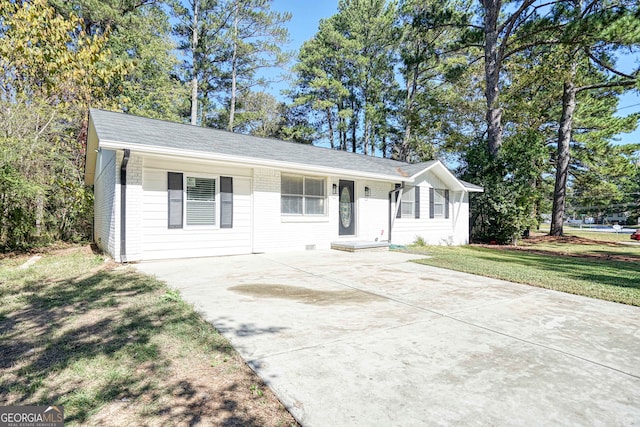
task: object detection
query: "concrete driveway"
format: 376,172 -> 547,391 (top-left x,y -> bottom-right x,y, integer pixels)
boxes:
136,250 -> 640,426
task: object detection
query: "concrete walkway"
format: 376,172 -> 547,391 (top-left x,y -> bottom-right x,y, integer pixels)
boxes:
136,250 -> 640,426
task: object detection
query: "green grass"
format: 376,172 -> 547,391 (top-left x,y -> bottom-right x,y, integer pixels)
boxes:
0,247 -> 295,426
409,245 -> 640,306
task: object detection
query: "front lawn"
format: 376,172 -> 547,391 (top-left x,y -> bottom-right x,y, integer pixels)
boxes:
409,243 -> 640,306
0,246 -> 296,426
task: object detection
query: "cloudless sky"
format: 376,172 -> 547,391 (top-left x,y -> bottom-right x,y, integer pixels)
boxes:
268,0 -> 640,146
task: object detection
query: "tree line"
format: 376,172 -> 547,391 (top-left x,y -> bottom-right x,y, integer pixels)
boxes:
1,0 -> 639,249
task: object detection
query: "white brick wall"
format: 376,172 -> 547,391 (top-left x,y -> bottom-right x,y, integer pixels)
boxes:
252,168 -> 335,252
356,180 -> 393,242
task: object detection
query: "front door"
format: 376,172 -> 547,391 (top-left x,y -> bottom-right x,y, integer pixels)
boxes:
338,180 -> 355,236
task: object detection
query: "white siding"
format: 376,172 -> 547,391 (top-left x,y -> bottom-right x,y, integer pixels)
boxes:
93,149 -> 117,259
141,160 -> 252,260
391,172 -> 470,246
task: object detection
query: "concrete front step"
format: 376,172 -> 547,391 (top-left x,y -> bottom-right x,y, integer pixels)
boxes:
330,240 -> 389,252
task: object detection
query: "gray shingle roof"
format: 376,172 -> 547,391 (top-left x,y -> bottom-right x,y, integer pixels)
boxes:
90,108 -> 439,180
459,179 -> 484,191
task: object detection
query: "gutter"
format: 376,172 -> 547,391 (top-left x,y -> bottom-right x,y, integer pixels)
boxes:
388,183 -> 405,244
120,149 -> 130,263
98,139 -> 413,184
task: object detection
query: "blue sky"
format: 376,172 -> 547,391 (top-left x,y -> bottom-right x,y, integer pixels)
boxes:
269,0 -> 640,146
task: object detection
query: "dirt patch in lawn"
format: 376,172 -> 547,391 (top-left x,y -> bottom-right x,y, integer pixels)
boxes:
0,246 -> 297,426
478,234 -> 639,263
524,234 -> 625,246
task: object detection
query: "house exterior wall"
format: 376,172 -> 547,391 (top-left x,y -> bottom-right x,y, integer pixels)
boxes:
93,149 -> 118,258
124,152 -> 143,262
252,168 -> 336,252
355,180 -> 394,242
391,172 -> 470,246
95,151 -> 472,262
140,156 -> 252,260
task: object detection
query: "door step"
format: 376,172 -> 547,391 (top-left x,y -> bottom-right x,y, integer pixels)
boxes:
331,241 -> 389,252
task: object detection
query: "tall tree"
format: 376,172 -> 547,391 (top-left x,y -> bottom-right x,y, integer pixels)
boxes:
476,0 -> 565,156
173,0 -> 230,125
548,0 -> 639,235
52,0 -> 187,121
292,17 -> 355,150
292,0 -> 397,155
225,0 -> 291,131
397,0 -> 475,161
0,0 -> 124,247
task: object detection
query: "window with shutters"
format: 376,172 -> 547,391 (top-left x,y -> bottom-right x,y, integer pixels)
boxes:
281,175 -> 326,215
186,176 -> 216,226
401,187 -> 415,217
167,173 -> 233,229
433,189 -> 449,218
396,185 -> 420,219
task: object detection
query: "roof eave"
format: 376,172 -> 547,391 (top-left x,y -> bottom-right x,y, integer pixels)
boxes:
98,139 -> 413,183
410,161 -> 467,192
464,187 -> 484,193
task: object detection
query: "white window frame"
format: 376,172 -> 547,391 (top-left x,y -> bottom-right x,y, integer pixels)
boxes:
184,174 -> 219,228
281,174 -> 327,216
401,187 -> 415,217
433,188 -> 446,218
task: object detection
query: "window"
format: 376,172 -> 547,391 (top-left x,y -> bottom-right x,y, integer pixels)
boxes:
396,185 -> 420,219
433,189 -> 445,217
167,173 -> 233,229
281,175 -> 326,215
429,188 -> 449,219
186,177 -> 216,226
401,187 -> 415,217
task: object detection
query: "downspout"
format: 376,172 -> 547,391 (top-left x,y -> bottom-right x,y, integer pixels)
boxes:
388,183 -> 405,243
120,149 -> 130,263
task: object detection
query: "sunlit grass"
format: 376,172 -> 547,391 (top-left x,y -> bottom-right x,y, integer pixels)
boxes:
409,245 -> 640,306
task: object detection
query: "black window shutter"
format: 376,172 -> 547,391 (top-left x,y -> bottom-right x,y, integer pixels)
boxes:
168,172 -> 183,229
220,177 -> 233,228
395,183 -> 401,218
414,186 -> 420,219
429,187 -> 435,219
445,189 -> 450,219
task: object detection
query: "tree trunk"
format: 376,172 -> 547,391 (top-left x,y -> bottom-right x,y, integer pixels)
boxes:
401,63 -> 419,162
326,108 -> 335,149
481,0 -> 503,156
190,0 -> 199,126
381,135 -> 387,158
228,1 -> 239,132
351,100 -> 357,153
550,69 -> 577,236
363,119 -> 370,156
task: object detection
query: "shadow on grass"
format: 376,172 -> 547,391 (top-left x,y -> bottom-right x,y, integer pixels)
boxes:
0,263 -> 284,426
